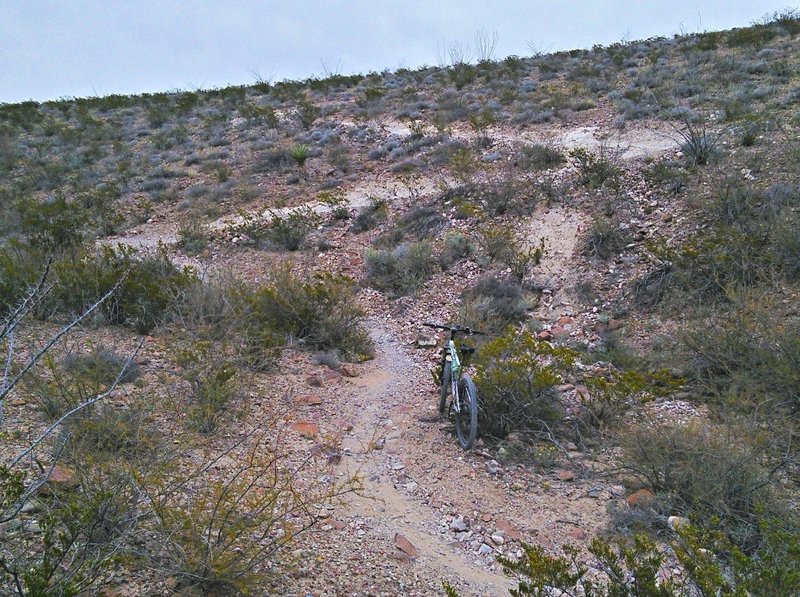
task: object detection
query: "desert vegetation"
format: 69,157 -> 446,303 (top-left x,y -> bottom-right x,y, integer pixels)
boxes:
1,9 -> 799,595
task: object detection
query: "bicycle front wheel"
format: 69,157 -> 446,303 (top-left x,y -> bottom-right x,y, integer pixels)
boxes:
439,362 -> 451,415
455,374 -> 478,450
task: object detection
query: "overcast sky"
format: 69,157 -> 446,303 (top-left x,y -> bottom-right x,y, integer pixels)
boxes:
1,1 -> 796,103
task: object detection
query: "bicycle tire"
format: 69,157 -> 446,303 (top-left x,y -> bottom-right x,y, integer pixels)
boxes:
455,374 -> 478,450
439,362 -> 451,414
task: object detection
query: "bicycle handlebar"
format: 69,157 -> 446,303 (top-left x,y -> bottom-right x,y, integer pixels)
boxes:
422,322 -> 486,336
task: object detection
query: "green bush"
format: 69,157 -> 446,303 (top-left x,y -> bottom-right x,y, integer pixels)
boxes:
264,207 -> 320,251
582,216 -> 631,260
440,233 -> 474,267
474,329 -> 574,438
446,517 -> 800,597
234,266 -> 373,362
681,295 -> 800,411
176,340 -> 239,434
349,198 -> 387,233
622,420 -> 786,547
296,98 -> 320,129
177,216 -> 211,255
65,402 -> 156,459
23,345 -> 140,419
396,205 -> 446,239
15,194 -> 88,252
364,241 -> 437,296
51,244 -> 196,333
518,143 -> 565,170
0,241 -> 42,316
570,147 -> 621,190
462,275 -> 531,332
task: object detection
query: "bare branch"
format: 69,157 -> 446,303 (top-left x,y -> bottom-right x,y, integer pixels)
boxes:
474,29 -> 498,62
0,269 -> 131,407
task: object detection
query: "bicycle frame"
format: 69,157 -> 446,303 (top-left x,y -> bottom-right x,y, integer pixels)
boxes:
444,338 -> 463,414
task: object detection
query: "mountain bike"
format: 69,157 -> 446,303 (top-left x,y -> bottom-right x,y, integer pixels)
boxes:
423,322 -> 485,450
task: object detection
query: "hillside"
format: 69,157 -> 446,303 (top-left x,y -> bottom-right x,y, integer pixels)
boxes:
1,12 -> 799,597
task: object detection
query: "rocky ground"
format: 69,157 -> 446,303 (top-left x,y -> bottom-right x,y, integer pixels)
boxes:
90,114 -> 711,596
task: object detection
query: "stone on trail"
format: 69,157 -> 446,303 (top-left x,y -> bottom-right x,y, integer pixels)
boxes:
291,421 -> 320,438
340,363 -> 359,378
557,470 -> 576,481
495,518 -> 523,541
394,533 -> 418,557
450,516 -> 468,532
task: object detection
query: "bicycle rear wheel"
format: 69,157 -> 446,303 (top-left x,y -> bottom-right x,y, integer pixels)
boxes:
439,362 -> 451,414
455,374 -> 478,450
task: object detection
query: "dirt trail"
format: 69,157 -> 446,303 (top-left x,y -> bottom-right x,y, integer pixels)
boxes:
335,325 -> 514,595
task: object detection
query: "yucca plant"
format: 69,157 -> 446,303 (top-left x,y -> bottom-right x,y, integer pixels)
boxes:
290,143 -> 310,168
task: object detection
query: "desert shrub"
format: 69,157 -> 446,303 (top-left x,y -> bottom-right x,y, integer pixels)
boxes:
632,214 -> 784,308
474,329 -> 574,438
577,370 -> 676,436
507,240 -> 546,284
15,194 -> 88,253
396,205 -> 446,239
774,211 -> 800,279
448,147 -> 478,184
444,519 -> 800,597
477,225 -> 516,264
582,216 -> 631,259
462,275 -> 531,332
478,175 -> 537,216
23,345 -> 140,419
518,142 -> 565,170
726,23 -> 776,48
65,402 -> 156,459
440,233 -> 474,267
63,346 -> 141,386
234,267 -> 373,362
148,427 -> 357,595
238,103 -> 279,127
467,107 -> 495,146
296,97 -> 320,129
0,465 -> 144,597
680,296 -> 800,411
50,244 -> 196,333
570,147 -> 621,190
252,147 -> 291,173
175,340 -> 239,433
622,420 -> 786,547
174,273 -> 239,340
364,241 -> 437,296
643,160 -> 686,195
326,139 -> 351,172
177,215 -> 210,255
0,242 -> 43,316
349,198 -> 387,233
265,207 -> 320,251
675,119 -> 723,166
